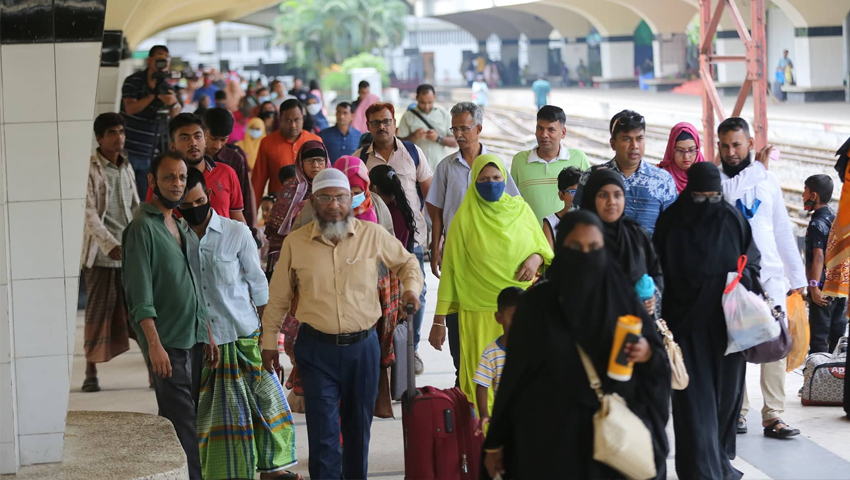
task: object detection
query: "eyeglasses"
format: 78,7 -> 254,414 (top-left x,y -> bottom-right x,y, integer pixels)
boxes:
674,148 -> 699,158
315,193 -> 352,204
560,188 -> 577,197
368,119 -> 394,129
302,157 -> 325,165
610,113 -> 645,135
691,194 -> 722,204
449,125 -> 478,135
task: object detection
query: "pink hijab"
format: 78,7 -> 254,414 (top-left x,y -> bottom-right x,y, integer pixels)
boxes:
334,155 -> 378,224
352,93 -> 380,133
659,122 -> 706,193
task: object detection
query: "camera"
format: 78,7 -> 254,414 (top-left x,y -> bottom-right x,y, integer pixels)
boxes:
151,59 -> 172,95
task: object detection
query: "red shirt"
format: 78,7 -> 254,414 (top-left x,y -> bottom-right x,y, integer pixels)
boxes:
146,156 -> 243,218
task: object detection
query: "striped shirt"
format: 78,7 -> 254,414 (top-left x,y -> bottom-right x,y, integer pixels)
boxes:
120,69 -> 174,160
425,145 -> 520,235
473,338 -> 506,394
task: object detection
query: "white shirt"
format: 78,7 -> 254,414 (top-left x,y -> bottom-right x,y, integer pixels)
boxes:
720,162 -> 806,289
183,210 -> 269,345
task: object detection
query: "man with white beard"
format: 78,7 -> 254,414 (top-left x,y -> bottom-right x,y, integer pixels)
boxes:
261,168 -> 423,480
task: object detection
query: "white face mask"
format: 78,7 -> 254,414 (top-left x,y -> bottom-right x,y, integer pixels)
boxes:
248,128 -> 263,139
307,103 -> 322,116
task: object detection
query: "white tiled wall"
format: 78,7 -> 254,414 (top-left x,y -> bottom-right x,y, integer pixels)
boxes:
0,40 -> 103,472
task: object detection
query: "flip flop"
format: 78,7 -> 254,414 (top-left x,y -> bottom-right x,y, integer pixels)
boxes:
81,377 -> 100,393
763,419 -> 800,439
264,471 -> 304,480
737,414 -> 747,434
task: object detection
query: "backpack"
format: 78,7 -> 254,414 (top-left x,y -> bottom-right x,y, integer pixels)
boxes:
360,140 -> 424,209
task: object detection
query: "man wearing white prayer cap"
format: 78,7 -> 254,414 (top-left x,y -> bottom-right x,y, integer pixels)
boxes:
261,167 -> 423,480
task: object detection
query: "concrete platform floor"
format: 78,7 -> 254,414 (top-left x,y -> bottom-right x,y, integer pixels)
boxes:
51,269 -> 850,480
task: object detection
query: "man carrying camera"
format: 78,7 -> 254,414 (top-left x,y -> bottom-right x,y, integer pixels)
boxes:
121,45 -> 182,199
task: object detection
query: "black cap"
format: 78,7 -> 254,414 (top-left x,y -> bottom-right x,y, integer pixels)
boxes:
686,162 -> 721,193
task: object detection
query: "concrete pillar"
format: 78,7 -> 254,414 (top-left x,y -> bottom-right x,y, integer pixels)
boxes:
652,33 -> 687,77
793,26 -> 845,88
477,39 -> 488,57
716,30 -> 746,84
0,1 -> 104,474
527,39 -> 550,76
599,36 -> 635,79
95,31 -> 132,116
561,38 -> 589,81
500,38 -> 520,66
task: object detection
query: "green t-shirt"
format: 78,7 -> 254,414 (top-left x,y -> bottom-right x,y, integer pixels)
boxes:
122,203 -> 208,356
511,147 -> 591,225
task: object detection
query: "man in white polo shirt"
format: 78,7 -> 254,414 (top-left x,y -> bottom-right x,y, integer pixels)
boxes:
510,105 -> 590,225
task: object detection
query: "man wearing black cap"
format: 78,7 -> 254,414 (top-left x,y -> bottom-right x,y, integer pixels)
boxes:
203,108 -> 256,234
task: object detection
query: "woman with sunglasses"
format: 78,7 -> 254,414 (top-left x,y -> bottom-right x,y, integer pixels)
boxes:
580,169 -> 664,317
659,122 -> 707,194
543,166 -> 582,250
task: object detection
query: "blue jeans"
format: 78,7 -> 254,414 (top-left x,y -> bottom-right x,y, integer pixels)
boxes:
413,245 -> 427,350
295,328 -> 380,480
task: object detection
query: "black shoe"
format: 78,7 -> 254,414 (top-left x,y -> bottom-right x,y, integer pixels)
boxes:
737,415 -> 747,434
763,419 -> 800,439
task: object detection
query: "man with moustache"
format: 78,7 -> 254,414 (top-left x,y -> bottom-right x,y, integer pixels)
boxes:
717,117 -> 806,440
261,168 -> 423,480
145,113 -> 246,224
574,109 -> 677,234
122,151 -> 217,480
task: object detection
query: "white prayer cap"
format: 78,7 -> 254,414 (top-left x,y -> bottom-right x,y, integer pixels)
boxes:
312,168 -> 350,193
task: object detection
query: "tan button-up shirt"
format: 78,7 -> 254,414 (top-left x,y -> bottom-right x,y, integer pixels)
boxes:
261,218 -> 424,347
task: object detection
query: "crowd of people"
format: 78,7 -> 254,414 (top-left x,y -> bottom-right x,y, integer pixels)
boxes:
79,43 -> 850,480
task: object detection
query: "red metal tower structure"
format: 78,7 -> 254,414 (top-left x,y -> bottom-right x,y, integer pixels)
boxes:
699,0 -> 767,162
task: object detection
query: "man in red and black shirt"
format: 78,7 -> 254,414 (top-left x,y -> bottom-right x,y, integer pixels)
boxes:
146,113 -> 245,223
203,108 -> 257,239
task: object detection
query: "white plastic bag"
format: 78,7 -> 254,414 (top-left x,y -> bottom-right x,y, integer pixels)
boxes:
722,256 -> 780,355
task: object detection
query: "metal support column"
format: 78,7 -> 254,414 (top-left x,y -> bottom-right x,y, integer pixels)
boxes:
699,0 -> 767,162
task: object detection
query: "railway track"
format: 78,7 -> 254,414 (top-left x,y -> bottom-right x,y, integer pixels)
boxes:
462,103 -> 840,229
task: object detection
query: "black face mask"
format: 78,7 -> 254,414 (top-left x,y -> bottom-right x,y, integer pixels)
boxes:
550,247 -> 608,302
721,151 -> 752,178
153,182 -> 187,210
178,201 -> 211,226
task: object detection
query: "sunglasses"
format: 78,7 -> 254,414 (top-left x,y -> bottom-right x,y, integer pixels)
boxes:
610,113 -> 646,135
691,194 -> 722,204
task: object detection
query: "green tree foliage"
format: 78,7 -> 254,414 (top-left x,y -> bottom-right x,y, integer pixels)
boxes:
321,53 -> 391,91
275,0 -> 408,76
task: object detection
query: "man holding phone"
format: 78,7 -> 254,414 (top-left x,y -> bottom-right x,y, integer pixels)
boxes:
398,84 -> 457,172
717,117 -> 807,440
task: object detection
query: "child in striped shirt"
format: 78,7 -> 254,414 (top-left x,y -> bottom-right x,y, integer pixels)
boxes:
474,286 -> 523,434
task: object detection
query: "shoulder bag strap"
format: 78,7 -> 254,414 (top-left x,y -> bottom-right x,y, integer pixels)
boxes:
575,344 -> 605,402
409,108 -> 435,131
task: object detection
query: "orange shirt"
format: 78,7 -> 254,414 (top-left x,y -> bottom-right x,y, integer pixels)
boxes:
251,130 -> 322,205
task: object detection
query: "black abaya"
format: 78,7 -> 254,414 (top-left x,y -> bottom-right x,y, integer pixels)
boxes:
653,187 -> 762,480
484,215 -> 671,480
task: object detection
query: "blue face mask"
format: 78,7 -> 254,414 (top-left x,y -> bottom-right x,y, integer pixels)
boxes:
351,192 -> 366,209
476,181 -> 505,202
258,95 -> 271,104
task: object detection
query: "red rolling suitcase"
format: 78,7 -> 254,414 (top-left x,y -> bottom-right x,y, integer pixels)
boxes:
401,305 -> 483,480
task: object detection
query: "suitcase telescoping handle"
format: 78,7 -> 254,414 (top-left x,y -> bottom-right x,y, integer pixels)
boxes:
405,303 -> 418,401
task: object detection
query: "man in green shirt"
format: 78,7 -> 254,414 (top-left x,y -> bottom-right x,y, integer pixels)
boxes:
510,105 -> 590,225
122,150 -> 216,480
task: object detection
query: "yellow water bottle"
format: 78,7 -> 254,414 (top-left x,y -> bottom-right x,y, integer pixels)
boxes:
607,315 -> 643,381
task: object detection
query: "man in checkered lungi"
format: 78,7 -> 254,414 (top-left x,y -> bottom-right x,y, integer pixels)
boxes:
80,113 -> 141,392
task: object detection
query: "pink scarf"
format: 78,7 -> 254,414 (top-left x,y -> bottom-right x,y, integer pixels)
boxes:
334,155 -> 378,224
659,122 -> 706,194
352,94 -> 380,133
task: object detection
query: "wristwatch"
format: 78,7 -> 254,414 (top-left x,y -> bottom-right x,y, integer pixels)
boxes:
436,135 -> 443,144
809,280 -> 823,288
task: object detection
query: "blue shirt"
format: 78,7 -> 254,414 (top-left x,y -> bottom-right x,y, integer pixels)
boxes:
320,125 -> 363,161
575,159 -> 678,234
182,210 -> 269,345
193,85 -> 220,103
532,79 -> 551,107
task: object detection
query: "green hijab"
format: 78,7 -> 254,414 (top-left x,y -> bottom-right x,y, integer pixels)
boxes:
436,154 -> 554,314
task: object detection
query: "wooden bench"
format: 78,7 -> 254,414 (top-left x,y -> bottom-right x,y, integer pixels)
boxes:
643,78 -> 687,93
591,76 -> 639,90
782,84 -> 846,103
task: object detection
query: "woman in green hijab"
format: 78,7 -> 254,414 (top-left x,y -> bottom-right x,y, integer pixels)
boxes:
429,154 -> 554,414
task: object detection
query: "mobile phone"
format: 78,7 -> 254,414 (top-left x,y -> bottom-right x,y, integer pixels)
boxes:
769,148 -> 780,161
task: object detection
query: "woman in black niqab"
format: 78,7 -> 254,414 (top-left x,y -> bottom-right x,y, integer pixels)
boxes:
482,211 -> 671,480
580,169 -> 664,315
652,162 -> 762,480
